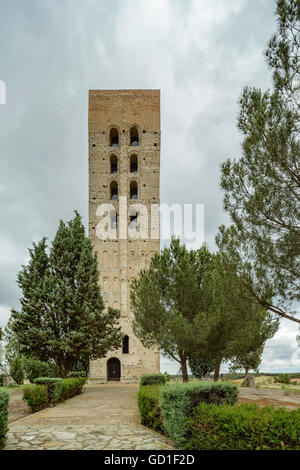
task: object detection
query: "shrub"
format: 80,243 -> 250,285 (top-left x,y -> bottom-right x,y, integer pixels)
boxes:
138,385 -> 164,433
160,381 -> 238,448
0,389 -> 9,449
23,357 -> 50,383
34,377 -> 63,405
22,384 -> 48,412
140,373 -> 167,386
67,371 -> 86,379
9,356 -> 24,385
275,373 -> 292,385
187,403 -> 300,450
60,378 -> 85,400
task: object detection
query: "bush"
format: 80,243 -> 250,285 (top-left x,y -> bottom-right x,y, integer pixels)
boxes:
187,403 -> 300,450
0,389 -> 9,449
23,357 -> 50,383
34,377 -> 63,405
67,371 -> 86,378
9,356 -> 24,385
160,381 -> 238,448
140,373 -> 167,386
22,384 -> 48,412
275,373 -> 292,385
60,378 -> 85,400
138,385 -> 164,433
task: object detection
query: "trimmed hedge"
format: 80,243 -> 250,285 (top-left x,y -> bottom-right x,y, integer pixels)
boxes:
68,371 -> 86,378
140,373 -> 167,386
187,403 -> 300,450
160,381 -> 238,448
23,378 -> 85,412
23,384 -> 48,412
138,385 -> 163,433
0,389 -> 9,450
34,377 -> 63,404
60,378 -> 85,401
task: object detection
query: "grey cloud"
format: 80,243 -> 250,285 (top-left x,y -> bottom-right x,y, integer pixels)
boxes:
1,1 -> 295,373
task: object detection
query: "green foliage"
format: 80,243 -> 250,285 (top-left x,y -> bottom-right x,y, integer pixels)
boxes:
67,371 -> 86,378
218,0 -> 300,324
131,238 -> 213,381
275,373 -> 292,384
9,356 -> 24,385
22,384 -> 48,412
160,381 -> 238,448
22,378 -> 84,412
0,389 -> 9,450
140,373 -> 167,386
187,403 -> 300,450
6,212 -> 123,377
60,378 -> 85,400
34,377 -> 63,404
189,356 -> 216,379
23,357 -> 50,383
137,385 -> 164,433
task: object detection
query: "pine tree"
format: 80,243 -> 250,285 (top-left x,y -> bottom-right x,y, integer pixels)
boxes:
7,212 -> 122,377
218,0 -> 300,324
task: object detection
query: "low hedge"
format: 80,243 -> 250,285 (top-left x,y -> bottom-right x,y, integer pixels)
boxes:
0,389 -> 9,450
160,381 -> 238,448
140,373 -> 167,386
22,384 -> 48,412
34,377 -> 63,405
187,403 -> 300,450
60,378 -> 85,401
68,371 -> 86,378
138,385 -> 164,433
23,377 -> 85,412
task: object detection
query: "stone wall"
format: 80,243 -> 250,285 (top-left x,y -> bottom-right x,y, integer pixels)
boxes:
88,90 -> 160,382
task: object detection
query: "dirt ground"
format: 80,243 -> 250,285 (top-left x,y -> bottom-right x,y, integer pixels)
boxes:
238,386 -> 300,410
7,389 -> 31,423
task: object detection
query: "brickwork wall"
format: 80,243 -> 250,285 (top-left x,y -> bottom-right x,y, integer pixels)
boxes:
88,90 -> 160,383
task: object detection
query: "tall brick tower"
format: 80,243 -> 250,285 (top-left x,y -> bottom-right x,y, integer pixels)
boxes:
88,90 -> 160,383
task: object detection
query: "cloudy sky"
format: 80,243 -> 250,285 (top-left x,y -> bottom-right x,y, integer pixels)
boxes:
0,0 -> 299,373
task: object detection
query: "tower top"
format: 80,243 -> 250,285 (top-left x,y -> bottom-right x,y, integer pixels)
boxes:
88,89 -> 160,134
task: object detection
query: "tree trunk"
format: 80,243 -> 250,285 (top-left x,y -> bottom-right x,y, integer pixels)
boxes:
180,356 -> 189,382
213,358 -> 222,382
245,368 -> 249,379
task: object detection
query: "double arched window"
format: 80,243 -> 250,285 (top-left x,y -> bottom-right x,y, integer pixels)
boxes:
110,155 -> 118,174
130,127 -> 139,146
109,128 -> 119,147
130,181 -> 138,200
130,154 -> 138,173
110,181 -> 118,200
122,335 -> 129,354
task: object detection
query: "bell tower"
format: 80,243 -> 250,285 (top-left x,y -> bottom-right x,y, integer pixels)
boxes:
88,90 -> 160,382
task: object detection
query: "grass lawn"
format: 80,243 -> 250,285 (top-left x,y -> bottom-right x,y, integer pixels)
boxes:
0,385 -> 27,394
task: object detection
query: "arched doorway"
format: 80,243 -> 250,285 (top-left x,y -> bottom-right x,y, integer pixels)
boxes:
107,358 -> 121,381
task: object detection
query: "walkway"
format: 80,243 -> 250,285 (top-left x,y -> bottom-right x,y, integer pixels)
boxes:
5,383 -> 174,450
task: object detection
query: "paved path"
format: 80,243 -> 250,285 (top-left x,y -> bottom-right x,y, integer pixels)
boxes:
5,384 -> 175,450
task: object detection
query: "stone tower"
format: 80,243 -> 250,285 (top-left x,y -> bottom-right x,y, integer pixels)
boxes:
88,90 -> 160,383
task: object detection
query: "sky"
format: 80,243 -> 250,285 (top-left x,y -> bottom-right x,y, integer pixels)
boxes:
0,0 -> 299,373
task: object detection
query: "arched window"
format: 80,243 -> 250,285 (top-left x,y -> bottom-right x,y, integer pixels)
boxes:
130,126 -> 139,146
130,154 -> 138,173
122,335 -> 129,354
110,211 -> 118,229
130,181 -> 138,200
109,128 -> 119,147
129,215 -> 138,229
110,181 -> 118,200
110,155 -> 118,174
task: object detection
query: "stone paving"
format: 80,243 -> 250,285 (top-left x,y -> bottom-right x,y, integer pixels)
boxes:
5,384 -> 175,450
